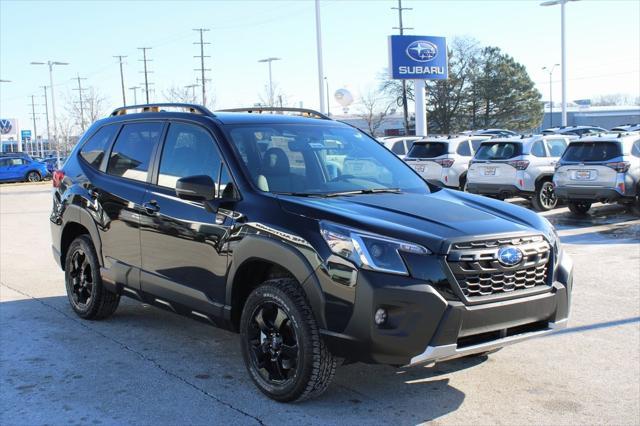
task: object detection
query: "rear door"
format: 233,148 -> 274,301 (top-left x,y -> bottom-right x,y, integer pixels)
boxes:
139,120 -> 235,311
555,141 -> 621,188
96,121 -> 165,290
468,142 -> 522,184
0,158 -> 11,181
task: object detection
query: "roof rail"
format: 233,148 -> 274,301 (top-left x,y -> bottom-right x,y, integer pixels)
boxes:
217,107 -> 331,120
110,103 -> 214,117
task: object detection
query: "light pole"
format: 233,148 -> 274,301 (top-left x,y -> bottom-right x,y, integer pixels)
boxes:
324,77 -> 330,116
258,57 -> 281,106
315,0 -> 326,114
541,0 -> 580,126
31,60 -> 68,166
542,64 -> 560,127
185,84 -> 200,103
41,86 -> 51,157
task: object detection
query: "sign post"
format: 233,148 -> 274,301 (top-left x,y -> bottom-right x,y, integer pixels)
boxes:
388,35 -> 448,136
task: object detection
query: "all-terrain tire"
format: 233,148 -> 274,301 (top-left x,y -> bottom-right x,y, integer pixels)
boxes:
64,235 -> 120,320
240,278 -> 337,402
567,200 -> 591,216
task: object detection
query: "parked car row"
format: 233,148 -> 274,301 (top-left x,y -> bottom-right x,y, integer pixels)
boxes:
0,153 -> 51,183
399,131 -> 639,215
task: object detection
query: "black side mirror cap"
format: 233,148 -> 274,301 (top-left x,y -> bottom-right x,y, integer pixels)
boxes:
175,175 -> 216,201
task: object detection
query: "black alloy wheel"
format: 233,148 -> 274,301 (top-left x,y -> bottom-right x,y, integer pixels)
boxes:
68,248 -> 94,308
533,181 -> 558,211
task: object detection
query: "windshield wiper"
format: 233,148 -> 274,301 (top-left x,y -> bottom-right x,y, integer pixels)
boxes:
324,188 -> 402,197
275,192 -> 330,197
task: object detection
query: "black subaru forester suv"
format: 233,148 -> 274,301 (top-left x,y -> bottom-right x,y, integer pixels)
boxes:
50,104 -> 572,402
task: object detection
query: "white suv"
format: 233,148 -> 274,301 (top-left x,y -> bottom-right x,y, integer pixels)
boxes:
554,133 -> 640,215
404,135 -> 490,189
466,135 -> 572,211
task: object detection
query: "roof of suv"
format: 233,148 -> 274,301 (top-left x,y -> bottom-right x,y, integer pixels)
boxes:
571,132 -> 639,147
477,134 -> 571,153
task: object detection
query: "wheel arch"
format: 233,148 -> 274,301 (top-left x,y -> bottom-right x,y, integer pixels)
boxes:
59,205 -> 103,270
535,173 -> 555,188
226,235 -> 326,332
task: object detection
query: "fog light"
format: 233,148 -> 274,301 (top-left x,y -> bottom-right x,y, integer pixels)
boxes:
374,308 -> 387,325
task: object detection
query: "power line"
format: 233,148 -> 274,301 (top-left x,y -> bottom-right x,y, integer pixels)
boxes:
72,73 -> 88,131
137,47 -> 153,104
392,0 -> 412,135
129,86 -> 141,105
193,28 -> 211,106
113,55 -> 127,106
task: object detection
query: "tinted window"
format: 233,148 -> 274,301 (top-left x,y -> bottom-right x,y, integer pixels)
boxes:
407,142 -> 447,158
80,125 -> 119,168
227,124 -> 428,195
546,138 -> 568,157
107,122 -> 163,182
475,142 -> 522,160
158,123 -> 222,189
391,141 -> 405,155
562,142 -> 622,162
470,139 -> 484,152
632,140 -> 640,158
456,141 -> 471,156
531,141 -> 546,157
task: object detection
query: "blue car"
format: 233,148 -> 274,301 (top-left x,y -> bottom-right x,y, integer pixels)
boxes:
0,156 -> 50,182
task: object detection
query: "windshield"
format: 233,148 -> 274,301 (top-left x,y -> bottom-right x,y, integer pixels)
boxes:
225,123 -> 429,195
406,142 -> 447,159
475,142 -> 522,160
562,142 -> 622,162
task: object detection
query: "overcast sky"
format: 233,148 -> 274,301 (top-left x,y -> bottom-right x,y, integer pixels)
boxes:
1,0 -> 639,133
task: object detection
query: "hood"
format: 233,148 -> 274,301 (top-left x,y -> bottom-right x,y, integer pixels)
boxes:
277,189 -> 550,254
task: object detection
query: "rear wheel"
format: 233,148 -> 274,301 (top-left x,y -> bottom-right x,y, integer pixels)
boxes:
531,180 -> 557,211
568,200 -> 592,216
64,235 -> 120,320
240,278 -> 337,402
26,171 -> 41,182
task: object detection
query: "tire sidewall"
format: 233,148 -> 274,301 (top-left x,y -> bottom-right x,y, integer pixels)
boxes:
26,171 -> 40,182
240,283 -> 313,401
534,180 -> 557,211
64,236 -> 102,318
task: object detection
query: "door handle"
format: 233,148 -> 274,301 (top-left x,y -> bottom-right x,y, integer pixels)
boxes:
143,200 -> 160,214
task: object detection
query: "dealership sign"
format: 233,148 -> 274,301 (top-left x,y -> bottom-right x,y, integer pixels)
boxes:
388,35 -> 448,80
0,119 -> 17,136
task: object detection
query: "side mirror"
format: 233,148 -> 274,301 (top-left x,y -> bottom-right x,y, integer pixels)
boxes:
175,175 -> 216,201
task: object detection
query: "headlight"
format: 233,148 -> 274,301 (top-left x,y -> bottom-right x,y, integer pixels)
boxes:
319,221 -> 430,275
541,217 -> 561,256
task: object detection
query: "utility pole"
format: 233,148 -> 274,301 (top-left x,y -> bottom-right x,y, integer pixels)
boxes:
113,55 -> 127,106
40,86 -> 51,157
137,47 -> 152,103
129,86 -> 140,105
392,0 -> 413,135
72,73 -> 87,131
28,95 -> 39,156
314,0 -> 326,114
193,28 -> 211,106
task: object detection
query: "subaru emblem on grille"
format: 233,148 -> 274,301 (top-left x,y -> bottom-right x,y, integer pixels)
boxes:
498,247 -> 523,266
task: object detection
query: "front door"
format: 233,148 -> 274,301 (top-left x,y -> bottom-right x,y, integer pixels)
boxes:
139,121 -> 236,316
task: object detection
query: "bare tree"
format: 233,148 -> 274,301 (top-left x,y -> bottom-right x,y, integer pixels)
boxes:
64,87 -> 107,132
592,93 -> 637,106
164,84 -> 197,104
257,82 -> 288,107
357,89 -> 393,136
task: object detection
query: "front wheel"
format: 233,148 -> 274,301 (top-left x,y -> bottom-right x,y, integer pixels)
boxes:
532,181 -> 558,211
568,200 -> 592,216
26,171 -> 41,182
240,278 -> 337,402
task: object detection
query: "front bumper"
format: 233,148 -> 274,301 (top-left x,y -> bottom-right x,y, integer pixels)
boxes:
321,250 -> 572,366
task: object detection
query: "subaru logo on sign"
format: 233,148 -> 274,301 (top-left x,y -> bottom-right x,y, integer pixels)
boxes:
406,40 -> 438,62
498,247 -> 523,267
0,119 -> 12,135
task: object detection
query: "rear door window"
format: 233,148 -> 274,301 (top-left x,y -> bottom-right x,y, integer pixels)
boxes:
562,142 -> 622,162
107,122 -> 163,182
474,142 -> 522,160
80,125 -> 120,169
407,142 -> 447,158
632,140 -> 640,158
545,138 -> 568,157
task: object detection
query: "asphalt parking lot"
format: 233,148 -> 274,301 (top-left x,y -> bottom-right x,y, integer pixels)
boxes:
1,183 -> 639,425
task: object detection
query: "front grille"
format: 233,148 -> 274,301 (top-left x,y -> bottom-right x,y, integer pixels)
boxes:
447,236 -> 551,299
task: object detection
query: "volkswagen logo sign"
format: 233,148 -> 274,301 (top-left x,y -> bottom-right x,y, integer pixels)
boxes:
0,119 -> 12,135
498,246 -> 523,267
406,40 -> 438,62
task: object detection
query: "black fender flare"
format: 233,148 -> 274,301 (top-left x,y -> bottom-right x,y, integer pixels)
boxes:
60,204 -> 104,267
535,173 -> 554,188
225,234 -> 327,329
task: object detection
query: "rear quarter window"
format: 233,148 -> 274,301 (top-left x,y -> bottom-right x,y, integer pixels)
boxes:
545,138 -> 568,157
456,141 -> 472,156
407,142 -> 447,158
562,142 -> 622,162
80,125 -> 120,169
474,142 -> 522,160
